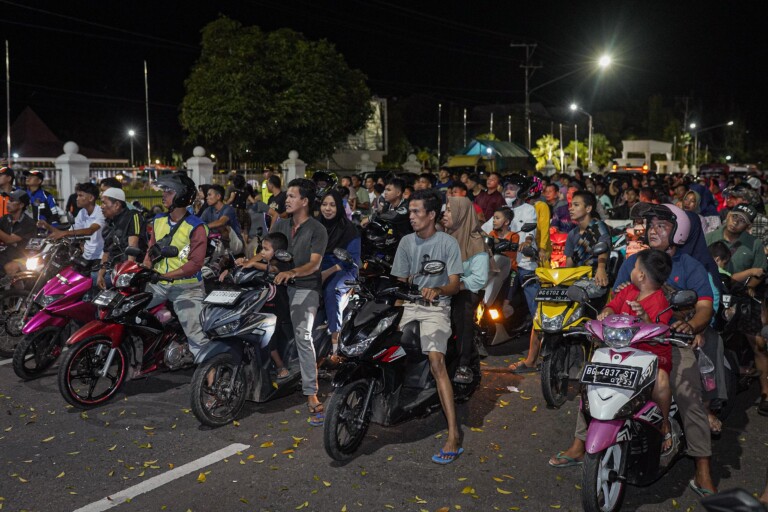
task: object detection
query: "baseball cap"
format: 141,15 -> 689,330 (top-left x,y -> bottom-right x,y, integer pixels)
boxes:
25,169 -> 44,179
747,176 -> 761,190
101,187 -> 126,203
8,189 -> 30,205
731,203 -> 756,223
0,166 -> 14,178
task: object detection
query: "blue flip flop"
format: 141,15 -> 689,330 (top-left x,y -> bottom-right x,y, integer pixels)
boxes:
432,447 -> 464,465
308,413 -> 324,427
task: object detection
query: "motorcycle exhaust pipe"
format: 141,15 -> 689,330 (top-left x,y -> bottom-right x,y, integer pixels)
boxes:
99,348 -> 117,377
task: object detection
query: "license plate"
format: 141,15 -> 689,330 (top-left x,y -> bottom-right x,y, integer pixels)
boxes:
580,363 -> 641,390
535,287 -> 570,302
204,290 -> 243,305
93,289 -> 120,307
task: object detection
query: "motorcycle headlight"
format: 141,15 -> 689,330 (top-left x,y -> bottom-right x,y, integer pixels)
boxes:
26,256 -> 42,271
342,312 -> 397,357
36,294 -> 64,308
114,273 -> 135,289
214,321 -> 240,336
603,327 -> 638,348
722,306 -> 736,322
541,311 -> 566,332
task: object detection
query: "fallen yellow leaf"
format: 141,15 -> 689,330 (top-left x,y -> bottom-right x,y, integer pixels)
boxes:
260,441 -> 274,448
143,426 -> 155,431
295,501 -> 309,510
550,506 -> 561,509
56,472 -> 65,478
108,444 -> 117,451
492,477 -> 504,482
197,473 -> 206,483
470,427 -> 483,432
496,488 -> 512,494
323,481 -> 331,487
461,486 -> 475,494
41,436 -> 55,443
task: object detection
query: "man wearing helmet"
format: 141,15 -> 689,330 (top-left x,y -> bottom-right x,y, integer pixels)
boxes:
549,203 -> 718,496
142,172 -> 209,360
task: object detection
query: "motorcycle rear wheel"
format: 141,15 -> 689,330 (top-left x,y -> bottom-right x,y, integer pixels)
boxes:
324,379 -> 372,461
13,326 -> 65,380
582,443 -> 628,512
541,339 -> 570,408
190,353 -> 248,428
58,336 -> 127,408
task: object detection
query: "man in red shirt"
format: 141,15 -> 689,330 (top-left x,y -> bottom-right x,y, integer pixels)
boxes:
474,172 -> 505,222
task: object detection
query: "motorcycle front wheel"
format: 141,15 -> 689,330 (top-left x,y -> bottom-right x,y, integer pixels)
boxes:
58,336 -> 127,408
541,336 -> 569,408
0,289 -> 34,358
324,379 -> 372,461
582,442 -> 628,512
13,326 -> 65,380
190,353 -> 248,428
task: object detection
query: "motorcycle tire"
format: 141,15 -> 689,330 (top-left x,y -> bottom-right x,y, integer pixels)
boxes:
716,349 -> 741,422
454,350 -> 482,403
0,289 -> 33,358
190,353 -> 248,428
58,336 -> 128,408
12,326 -> 65,380
324,379 -> 372,461
582,442 -> 628,512
541,339 -> 570,408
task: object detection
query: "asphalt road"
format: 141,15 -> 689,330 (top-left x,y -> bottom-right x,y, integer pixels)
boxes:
0,337 -> 766,512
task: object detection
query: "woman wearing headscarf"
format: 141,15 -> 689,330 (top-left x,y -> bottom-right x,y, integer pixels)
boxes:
441,196 -> 490,384
318,189 -> 361,360
682,189 -> 707,231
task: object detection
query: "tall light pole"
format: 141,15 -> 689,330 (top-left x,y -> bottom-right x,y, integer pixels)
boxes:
128,129 -> 135,168
689,120 -> 734,169
570,103 -> 593,168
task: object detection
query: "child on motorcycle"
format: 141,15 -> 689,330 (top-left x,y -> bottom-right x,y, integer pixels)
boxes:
488,206 -> 519,318
597,248 -> 675,452
228,232 -> 292,380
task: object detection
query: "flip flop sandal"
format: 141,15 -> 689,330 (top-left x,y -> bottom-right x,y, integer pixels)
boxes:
308,403 -> 324,427
431,447 -> 464,465
509,361 -> 539,374
548,451 -> 583,468
275,368 -> 291,381
689,479 -> 715,497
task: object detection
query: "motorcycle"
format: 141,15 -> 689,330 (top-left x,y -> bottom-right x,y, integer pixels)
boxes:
57,246 -> 192,408
12,255 -> 97,380
523,242 -> 609,408
323,257 -> 480,461
567,285 -> 697,512
189,251 -> 333,427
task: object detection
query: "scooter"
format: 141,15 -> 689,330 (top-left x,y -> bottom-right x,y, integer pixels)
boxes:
12,255 -> 97,380
323,256 -> 480,461
57,246 -> 193,408
189,251 -> 333,427
567,285 -> 697,512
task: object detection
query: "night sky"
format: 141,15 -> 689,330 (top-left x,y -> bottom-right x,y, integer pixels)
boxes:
2,0 -> 766,162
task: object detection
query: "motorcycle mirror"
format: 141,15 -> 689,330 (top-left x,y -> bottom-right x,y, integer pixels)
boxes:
591,242 -> 609,256
274,250 -> 293,262
669,289 -> 698,308
125,247 -> 143,258
520,222 -> 537,232
700,488 -> 765,512
483,236 -> 496,249
333,248 -> 353,262
159,246 -> 179,258
494,240 -> 512,253
421,260 -> 446,275
566,285 -> 589,304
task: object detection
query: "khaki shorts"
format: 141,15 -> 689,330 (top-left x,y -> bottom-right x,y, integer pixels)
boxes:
399,302 -> 452,354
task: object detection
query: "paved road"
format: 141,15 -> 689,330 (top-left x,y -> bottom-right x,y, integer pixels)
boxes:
0,338 -> 766,512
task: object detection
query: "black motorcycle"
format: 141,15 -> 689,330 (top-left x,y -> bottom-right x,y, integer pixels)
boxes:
189,251 -> 333,427
323,256 -> 480,461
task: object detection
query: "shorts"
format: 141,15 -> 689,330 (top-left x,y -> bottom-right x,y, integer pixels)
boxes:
399,302 -> 452,354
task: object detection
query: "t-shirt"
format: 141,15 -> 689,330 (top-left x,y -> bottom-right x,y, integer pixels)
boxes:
74,205 -> 106,260
391,231 -> 464,300
614,252 -> 714,304
511,202 -> 538,271
0,212 -> 36,260
705,226 -> 768,275
104,207 -> 145,262
474,190 -> 506,222
268,191 -> 287,215
489,229 -> 520,270
201,204 -> 243,241
271,216 -> 328,290
564,219 -> 612,268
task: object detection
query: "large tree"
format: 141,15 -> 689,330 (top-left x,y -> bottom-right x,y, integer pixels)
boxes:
181,17 -> 372,164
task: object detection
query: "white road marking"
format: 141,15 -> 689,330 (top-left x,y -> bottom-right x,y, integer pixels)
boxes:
72,442 -> 251,512
0,358 -> 12,366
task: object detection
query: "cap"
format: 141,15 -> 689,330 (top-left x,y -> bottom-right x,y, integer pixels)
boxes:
101,187 -> 126,203
0,166 -> 14,178
722,184 -> 750,198
25,169 -> 44,179
8,189 -> 30,205
731,203 -> 756,223
747,176 -> 761,190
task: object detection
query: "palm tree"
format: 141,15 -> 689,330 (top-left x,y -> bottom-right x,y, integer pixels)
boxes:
532,135 -> 561,171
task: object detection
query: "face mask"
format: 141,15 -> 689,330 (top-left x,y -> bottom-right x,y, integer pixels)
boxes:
505,197 -> 515,207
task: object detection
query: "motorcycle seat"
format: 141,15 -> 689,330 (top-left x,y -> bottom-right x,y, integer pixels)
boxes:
400,320 -> 421,353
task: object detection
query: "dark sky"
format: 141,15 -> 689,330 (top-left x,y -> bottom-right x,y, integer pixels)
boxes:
2,0 -> 765,160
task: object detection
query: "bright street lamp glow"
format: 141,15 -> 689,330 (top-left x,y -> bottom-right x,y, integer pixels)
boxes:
570,103 -> 578,111
155,159 -> 160,164
12,153 -> 18,158
128,129 -> 135,137
690,123 -> 697,130
727,121 -> 734,126
598,55 -> 612,68
726,155 -> 732,161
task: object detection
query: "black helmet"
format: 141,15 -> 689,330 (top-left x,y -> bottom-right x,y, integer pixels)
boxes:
311,170 -> 336,197
153,172 -> 197,208
503,173 -> 531,199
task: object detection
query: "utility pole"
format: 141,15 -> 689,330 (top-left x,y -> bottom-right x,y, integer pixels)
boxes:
510,43 -> 541,150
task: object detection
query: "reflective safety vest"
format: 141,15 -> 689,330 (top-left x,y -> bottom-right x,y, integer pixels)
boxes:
151,213 -> 208,284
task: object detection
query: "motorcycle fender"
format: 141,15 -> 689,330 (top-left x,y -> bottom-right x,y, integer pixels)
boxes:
331,363 -> 377,388
194,340 -> 244,365
66,320 -> 125,348
22,310 -> 68,335
540,334 -> 562,358
585,419 -> 629,454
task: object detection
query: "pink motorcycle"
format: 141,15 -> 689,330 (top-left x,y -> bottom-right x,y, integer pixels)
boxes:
12,257 -> 97,380
565,286 -> 697,512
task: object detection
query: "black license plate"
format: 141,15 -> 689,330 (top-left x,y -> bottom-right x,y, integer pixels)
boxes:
580,363 -> 641,390
535,287 -> 570,302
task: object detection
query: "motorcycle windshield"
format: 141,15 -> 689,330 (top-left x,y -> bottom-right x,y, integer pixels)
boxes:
535,266 -> 592,286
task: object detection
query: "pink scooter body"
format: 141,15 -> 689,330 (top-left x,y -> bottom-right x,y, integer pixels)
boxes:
22,266 -> 96,335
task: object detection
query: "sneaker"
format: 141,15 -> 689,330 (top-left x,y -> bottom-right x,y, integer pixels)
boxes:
453,365 -> 473,384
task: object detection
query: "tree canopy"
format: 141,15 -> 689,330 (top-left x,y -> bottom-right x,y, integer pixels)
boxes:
181,17 -> 372,164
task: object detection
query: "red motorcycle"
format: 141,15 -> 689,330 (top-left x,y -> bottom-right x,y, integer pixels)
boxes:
57,246 -> 193,408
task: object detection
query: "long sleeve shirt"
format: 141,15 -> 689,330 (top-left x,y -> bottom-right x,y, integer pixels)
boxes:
461,251 -> 489,293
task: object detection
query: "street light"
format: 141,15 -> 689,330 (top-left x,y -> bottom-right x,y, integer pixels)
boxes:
689,121 -> 734,169
127,129 -> 135,168
570,103 -> 593,169
511,45 -> 612,149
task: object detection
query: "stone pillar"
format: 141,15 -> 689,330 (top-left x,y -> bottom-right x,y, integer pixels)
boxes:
356,152 -> 376,174
281,150 -> 306,184
402,153 -> 422,174
55,142 -> 90,204
186,146 -> 214,186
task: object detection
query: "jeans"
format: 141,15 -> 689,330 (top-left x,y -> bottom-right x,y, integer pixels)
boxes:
287,287 -> 320,396
323,270 -> 354,333
512,267 -> 539,317
146,281 -> 208,356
